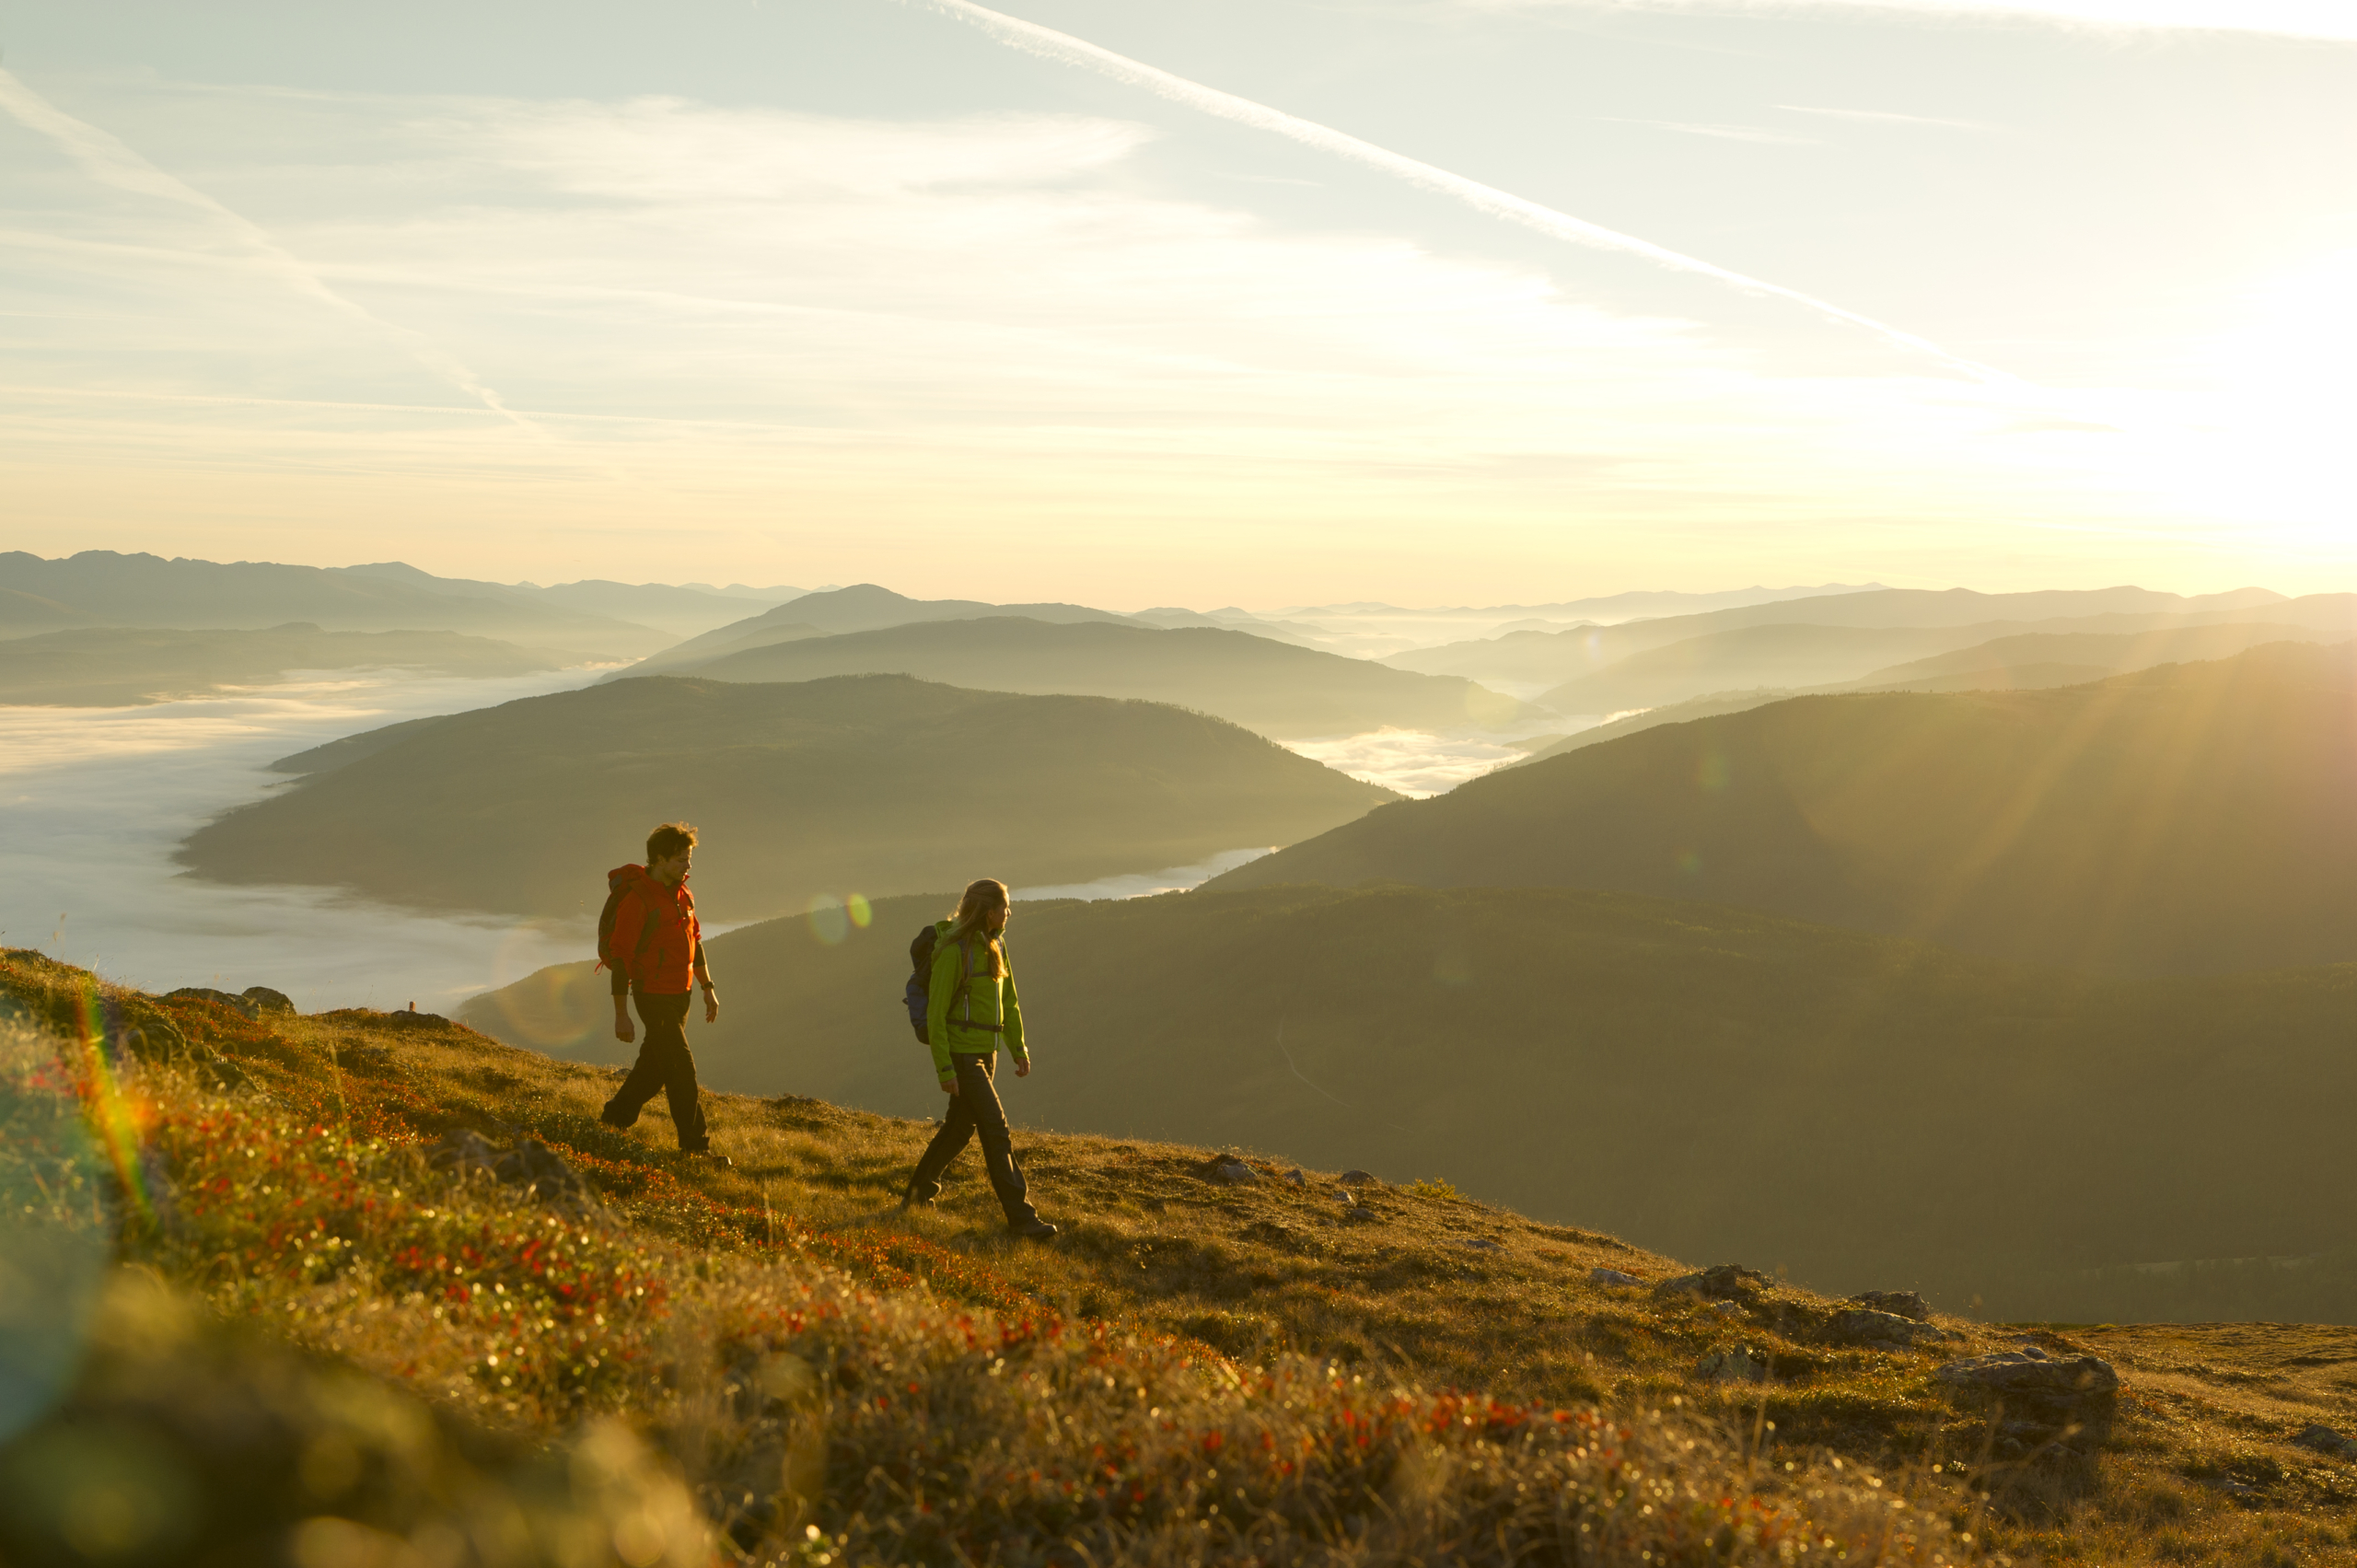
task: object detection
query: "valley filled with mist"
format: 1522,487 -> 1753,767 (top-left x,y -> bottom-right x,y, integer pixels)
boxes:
9,547 -> 2355,1329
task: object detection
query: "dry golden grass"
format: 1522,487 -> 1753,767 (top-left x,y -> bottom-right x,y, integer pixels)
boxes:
9,947 -> 2357,1564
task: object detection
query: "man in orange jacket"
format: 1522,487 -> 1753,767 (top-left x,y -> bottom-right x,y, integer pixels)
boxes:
598,821 -> 727,1163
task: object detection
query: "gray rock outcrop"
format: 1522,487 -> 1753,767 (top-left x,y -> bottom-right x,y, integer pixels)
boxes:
1933,1350 -> 2119,1456
428,1131 -> 597,1217
1655,1263 -> 1771,1302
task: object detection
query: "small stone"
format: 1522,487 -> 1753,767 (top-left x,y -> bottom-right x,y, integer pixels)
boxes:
1695,1348 -> 1768,1384
1588,1267 -> 1643,1287
1655,1263 -> 1770,1302
1829,1308 -> 1953,1347
2295,1424 -> 2357,1459
1209,1157 -> 1260,1186
239,985 -> 296,1016
1710,1300 -> 1742,1316
1848,1290 -> 1930,1321
1283,1169 -> 1307,1187
167,986 -> 261,1020
1338,1170 -> 1379,1186
1455,1237 -> 1505,1253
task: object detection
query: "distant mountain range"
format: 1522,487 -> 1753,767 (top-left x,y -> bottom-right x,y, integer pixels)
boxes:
179,673 -> 1398,920
0,624 -> 569,706
1209,640 -> 2357,974
617,612 -> 1540,739
463,879 -> 2357,1318
1387,586 -> 2299,691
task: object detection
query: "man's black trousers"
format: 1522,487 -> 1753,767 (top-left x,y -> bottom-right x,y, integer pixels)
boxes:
909,1052 -> 1039,1227
601,989 -> 708,1151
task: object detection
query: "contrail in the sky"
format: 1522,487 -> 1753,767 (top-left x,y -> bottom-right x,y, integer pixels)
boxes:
909,0 -> 2014,384
0,67 -> 540,431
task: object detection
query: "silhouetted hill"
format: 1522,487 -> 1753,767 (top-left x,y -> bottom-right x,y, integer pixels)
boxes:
628,584 -> 1140,674
464,880 -> 2357,1320
0,552 -> 671,656
1846,622 -> 2329,691
179,674 -> 1396,920
527,580 -> 792,636
1387,586 -> 2287,687
633,616 -> 1538,738
0,624 -> 573,706
1211,641 -> 2357,973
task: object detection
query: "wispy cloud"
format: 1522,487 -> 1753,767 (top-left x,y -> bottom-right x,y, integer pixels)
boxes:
1597,116 -> 1819,143
907,0 -> 2011,383
1773,104 -> 1991,131
1459,0 -> 2357,43
0,67 -> 539,433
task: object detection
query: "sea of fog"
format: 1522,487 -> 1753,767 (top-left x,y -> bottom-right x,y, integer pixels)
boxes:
2,674 -> 1566,1011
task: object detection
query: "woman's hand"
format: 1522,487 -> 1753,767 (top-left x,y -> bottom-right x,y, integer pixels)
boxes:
1015,1059 -> 1031,1077
702,984 -> 720,1024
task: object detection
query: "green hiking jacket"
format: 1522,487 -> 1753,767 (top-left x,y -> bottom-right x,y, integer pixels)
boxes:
925,921 -> 1028,1086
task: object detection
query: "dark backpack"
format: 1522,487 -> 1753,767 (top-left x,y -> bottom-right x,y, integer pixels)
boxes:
596,876 -> 636,976
903,923 -> 1004,1043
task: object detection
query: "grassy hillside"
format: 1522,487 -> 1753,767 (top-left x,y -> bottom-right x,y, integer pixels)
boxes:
0,624 -> 575,706
1213,642 -> 2357,975
179,674 -> 1395,921
18,949 -> 2357,1567
636,616 -> 1536,738
1386,587 -> 2286,686
0,551 -> 671,656
463,881 -> 2357,1324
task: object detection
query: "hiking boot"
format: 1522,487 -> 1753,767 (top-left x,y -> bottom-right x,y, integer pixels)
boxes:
1010,1218 -> 1059,1242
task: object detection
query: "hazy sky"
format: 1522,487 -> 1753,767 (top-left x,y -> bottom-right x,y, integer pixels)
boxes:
2,0 -> 2351,605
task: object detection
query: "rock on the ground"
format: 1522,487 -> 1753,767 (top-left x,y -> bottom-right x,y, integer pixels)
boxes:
429,1131 -> 598,1216
1829,1308 -> 1955,1348
1655,1263 -> 1771,1302
1695,1348 -> 1769,1384
1207,1156 -> 1260,1185
1589,1268 -> 1643,1287
1933,1351 -> 2119,1455
1338,1169 -> 1379,1186
1848,1290 -> 1930,1321
1283,1169 -> 1307,1187
2295,1424 -> 2357,1459
168,986 -> 261,1019
239,986 -> 296,1016
1455,1237 -> 1505,1253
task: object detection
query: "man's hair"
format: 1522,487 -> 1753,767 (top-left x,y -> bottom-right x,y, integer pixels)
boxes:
646,821 -> 699,863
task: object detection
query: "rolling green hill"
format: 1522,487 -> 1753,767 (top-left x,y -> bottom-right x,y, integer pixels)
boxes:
633,615 -> 1536,738
0,624 -> 574,706
178,674 -> 1395,921
1209,642 -> 2357,975
463,880 -> 2357,1322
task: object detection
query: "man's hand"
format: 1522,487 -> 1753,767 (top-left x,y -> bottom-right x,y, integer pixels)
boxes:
940,1074 -> 958,1098
702,984 -> 720,1025
1015,1058 -> 1031,1078
614,999 -> 635,1045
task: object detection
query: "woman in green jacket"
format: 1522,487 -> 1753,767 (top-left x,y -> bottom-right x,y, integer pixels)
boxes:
902,878 -> 1057,1240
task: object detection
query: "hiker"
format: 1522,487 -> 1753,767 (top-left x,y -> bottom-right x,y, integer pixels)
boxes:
598,822 -> 728,1165
901,878 -> 1057,1240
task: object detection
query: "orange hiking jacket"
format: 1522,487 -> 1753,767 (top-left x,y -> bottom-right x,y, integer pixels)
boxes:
605,864 -> 707,996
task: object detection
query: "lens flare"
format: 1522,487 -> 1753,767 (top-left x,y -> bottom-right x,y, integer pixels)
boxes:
846,894 -> 873,930
806,895 -> 849,947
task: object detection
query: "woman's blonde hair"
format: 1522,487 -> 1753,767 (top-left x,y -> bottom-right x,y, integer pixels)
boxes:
946,878 -> 1010,978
